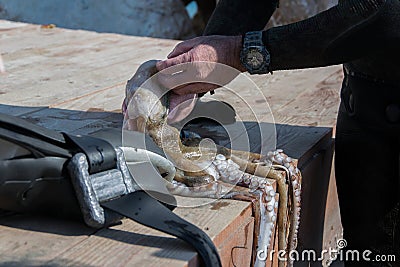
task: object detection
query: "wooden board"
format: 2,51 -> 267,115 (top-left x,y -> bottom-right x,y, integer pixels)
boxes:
0,198 -> 253,267
0,20 -> 343,266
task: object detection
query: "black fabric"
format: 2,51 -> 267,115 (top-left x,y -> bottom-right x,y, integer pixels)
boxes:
198,0 -> 279,97
203,0 -> 400,264
262,0 -> 400,83
203,0 -> 279,36
340,69 -> 400,132
335,72 -> 400,266
261,2 -> 400,263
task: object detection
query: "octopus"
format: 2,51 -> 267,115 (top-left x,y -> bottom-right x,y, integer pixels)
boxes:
122,60 -> 302,267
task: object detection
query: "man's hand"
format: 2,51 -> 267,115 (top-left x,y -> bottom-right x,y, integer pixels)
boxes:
155,35 -> 244,123
156,35 -> 245,96
167,92 -> 197,124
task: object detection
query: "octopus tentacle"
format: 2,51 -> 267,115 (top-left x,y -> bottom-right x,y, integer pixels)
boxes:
124,60 -> 302,267
166,180 -> 240,198
288,169 -> 302,264
229,154 -> 290,263
167,173 -> 278,267
203,153 -> 291,266
121,147 -> 176,182
267,151 -> 302,267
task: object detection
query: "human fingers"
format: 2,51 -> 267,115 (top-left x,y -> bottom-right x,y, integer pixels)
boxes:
167,93 -> 197,124
167,40 -> 198,59
122,98 -> 128,115
168,92 -> 196,111
156,52 -> 191,71
173,82 -> 218,96
158,60 -> 216,90
157,65 -> 191,89
122,113 -> 138,132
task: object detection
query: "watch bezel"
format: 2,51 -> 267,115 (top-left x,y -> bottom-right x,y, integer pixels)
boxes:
240,45 -> 270,75
240,31 -> 271,75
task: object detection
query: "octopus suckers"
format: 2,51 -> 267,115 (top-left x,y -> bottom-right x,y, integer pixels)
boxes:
215,154 -> 226,161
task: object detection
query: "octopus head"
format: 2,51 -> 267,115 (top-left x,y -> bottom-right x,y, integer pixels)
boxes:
123,60 -> 169,132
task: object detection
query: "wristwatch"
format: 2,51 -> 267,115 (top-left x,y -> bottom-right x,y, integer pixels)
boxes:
240,31 -> 270,75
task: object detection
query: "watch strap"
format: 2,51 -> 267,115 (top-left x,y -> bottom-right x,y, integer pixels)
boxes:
243,31 -> 264,47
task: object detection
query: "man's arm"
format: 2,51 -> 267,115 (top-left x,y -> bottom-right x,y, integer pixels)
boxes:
263,0 -> 397,71
156,0 -> 399,96
204,0 -> 279,35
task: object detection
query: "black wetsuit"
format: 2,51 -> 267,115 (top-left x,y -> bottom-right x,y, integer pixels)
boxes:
204,0 -> 400,266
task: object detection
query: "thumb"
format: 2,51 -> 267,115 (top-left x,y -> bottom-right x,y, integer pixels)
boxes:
167,93 -> 197,123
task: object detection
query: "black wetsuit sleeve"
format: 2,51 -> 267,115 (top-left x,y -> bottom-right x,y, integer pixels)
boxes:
262,0 -> 396,71
203,0 -> 279,35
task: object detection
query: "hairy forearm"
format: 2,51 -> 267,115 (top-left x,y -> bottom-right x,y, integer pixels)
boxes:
203,0 -> 279,36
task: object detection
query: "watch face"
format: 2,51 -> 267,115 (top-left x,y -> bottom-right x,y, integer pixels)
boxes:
246,48 -> 264,69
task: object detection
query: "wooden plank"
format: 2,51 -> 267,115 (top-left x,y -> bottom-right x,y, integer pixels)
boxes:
202,66 -> 342,127
0,214 -> 95,265
0,193 -> 253,267
0,58 -> 133,107
251,66 -> 342,113
52,81 -> 127,113
179,199 -> 255,267
271,225 -> 280,267
41,198 -> 253,267
0,187 -> 255,267
274,68 -> 343,128
218,216 -> 254,267
0,21 -> 178,107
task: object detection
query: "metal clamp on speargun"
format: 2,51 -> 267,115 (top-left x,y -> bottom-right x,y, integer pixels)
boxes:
0,113 -> 221,267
